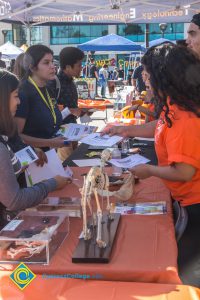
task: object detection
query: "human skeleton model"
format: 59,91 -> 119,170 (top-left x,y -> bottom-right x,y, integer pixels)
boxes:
81,149 -> 112,248
80,149 -> 134,249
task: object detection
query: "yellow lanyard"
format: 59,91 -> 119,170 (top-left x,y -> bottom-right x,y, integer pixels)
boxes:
28,76 -> 57,125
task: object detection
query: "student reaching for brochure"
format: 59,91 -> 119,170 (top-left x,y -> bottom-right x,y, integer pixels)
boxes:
0,70 -> 71,229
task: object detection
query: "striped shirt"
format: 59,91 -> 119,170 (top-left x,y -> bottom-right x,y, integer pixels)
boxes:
1,135 -> 22,176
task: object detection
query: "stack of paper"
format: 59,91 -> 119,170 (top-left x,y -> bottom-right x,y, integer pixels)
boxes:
26,149 -> 72,186
109,154 -> 150,169
73,158 -> 101,167
57,123 -> 97,141
80,133 -> 123,147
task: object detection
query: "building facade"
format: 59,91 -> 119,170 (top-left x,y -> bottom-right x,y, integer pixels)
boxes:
0,22 -> 188,60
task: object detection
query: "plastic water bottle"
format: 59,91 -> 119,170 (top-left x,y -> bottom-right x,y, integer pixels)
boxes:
135,109 -> 141,125
121,138 -> 130,155
112,145 -> 122,177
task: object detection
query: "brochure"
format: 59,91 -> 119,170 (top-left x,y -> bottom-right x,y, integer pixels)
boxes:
57,123 -> 97,141
25,149 -> 72,186
80,133 -> 123,147
109,154 -> 150,169
15,146 -> 38,166
73,158 -> 101,167
114,201 -> 167,215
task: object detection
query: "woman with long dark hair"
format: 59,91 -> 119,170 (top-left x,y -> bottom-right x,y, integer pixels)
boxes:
15,45 -> 67,150
0,70 -> 71,228
13,53 -> 26,81
102,43 -> 200,287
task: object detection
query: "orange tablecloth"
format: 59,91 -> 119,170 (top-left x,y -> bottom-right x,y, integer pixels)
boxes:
112,118 -> 145,125
0,167 -> 180,285
57,99 -> 113,112
78,99 -> 113,110
0,275 -> 198,300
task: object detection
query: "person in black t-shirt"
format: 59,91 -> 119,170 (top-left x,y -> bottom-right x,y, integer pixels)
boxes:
51,47 -> 85,125
127,69 -> 133,86
15,45 -> 65,151
0,52 -> 6,69
48,47 -> 86,160
118,65 -> 124,79
89,58 -> 99,97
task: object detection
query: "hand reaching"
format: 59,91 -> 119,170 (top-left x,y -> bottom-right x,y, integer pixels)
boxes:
54,175 -> 72,190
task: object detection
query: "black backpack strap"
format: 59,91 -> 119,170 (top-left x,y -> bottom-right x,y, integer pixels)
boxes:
55,75 -> 61,100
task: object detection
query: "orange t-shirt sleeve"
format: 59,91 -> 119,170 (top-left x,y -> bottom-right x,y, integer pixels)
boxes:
166,118 -> 200,169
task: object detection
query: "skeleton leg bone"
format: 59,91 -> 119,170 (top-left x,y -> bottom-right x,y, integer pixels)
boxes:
81,176 -> 91,240
93,188 -> 106,248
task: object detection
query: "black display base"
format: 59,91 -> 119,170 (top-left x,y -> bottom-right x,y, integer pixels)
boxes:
72,213 -> 121,263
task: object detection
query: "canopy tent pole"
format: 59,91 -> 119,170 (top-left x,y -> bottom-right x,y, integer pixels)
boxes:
127,53 -> 131,73
85,52 -> 89,77
133,54 -> 137,71
145,24 -> 149,48
126,53 -> 131,81
26,24 -> 31,47
140,51 -> 142,63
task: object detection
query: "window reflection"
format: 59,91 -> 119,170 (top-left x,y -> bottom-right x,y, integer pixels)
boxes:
117,23 -> 184,42
50,25 -> 108,45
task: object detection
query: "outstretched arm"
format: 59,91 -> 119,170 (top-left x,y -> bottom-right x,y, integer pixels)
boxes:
101,120 -> 157,138
130,162 -> 196,181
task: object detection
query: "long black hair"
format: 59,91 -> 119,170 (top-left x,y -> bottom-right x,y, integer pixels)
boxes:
0,70 -> 19,137
142,43 -> 200,127
13,53 -> 26,81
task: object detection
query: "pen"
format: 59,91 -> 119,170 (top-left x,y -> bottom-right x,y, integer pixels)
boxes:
132,143 -> 148,147
26,169 -> 33,186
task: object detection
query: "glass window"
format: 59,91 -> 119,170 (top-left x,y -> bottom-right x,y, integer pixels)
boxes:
13,24 -> 27,47
5,30 -> 13,43
118,24 -> 125,36
80,25 -> 91,38
175,23 -> 184,33
149,23 -> 184,41
117,24 -> 145,42
50,25 -> 108,45
30,26 -> 43,44
149,24 -> 160,34
90,25 -> 108,37
13,24 -> 43,46
69,25 -> 80,38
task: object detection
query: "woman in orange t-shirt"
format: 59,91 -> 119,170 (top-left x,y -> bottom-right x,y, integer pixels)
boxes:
102,43 -> 200,287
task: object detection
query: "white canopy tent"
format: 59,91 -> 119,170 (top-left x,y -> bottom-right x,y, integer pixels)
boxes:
141,38 -> 176,48
0,0 -> 199,25
0,41 -> 23,59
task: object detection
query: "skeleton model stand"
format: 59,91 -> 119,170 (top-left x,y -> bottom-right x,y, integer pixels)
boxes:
72,149 -> 134,263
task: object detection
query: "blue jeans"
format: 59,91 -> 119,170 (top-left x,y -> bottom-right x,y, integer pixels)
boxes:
100,81 -> 107,97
